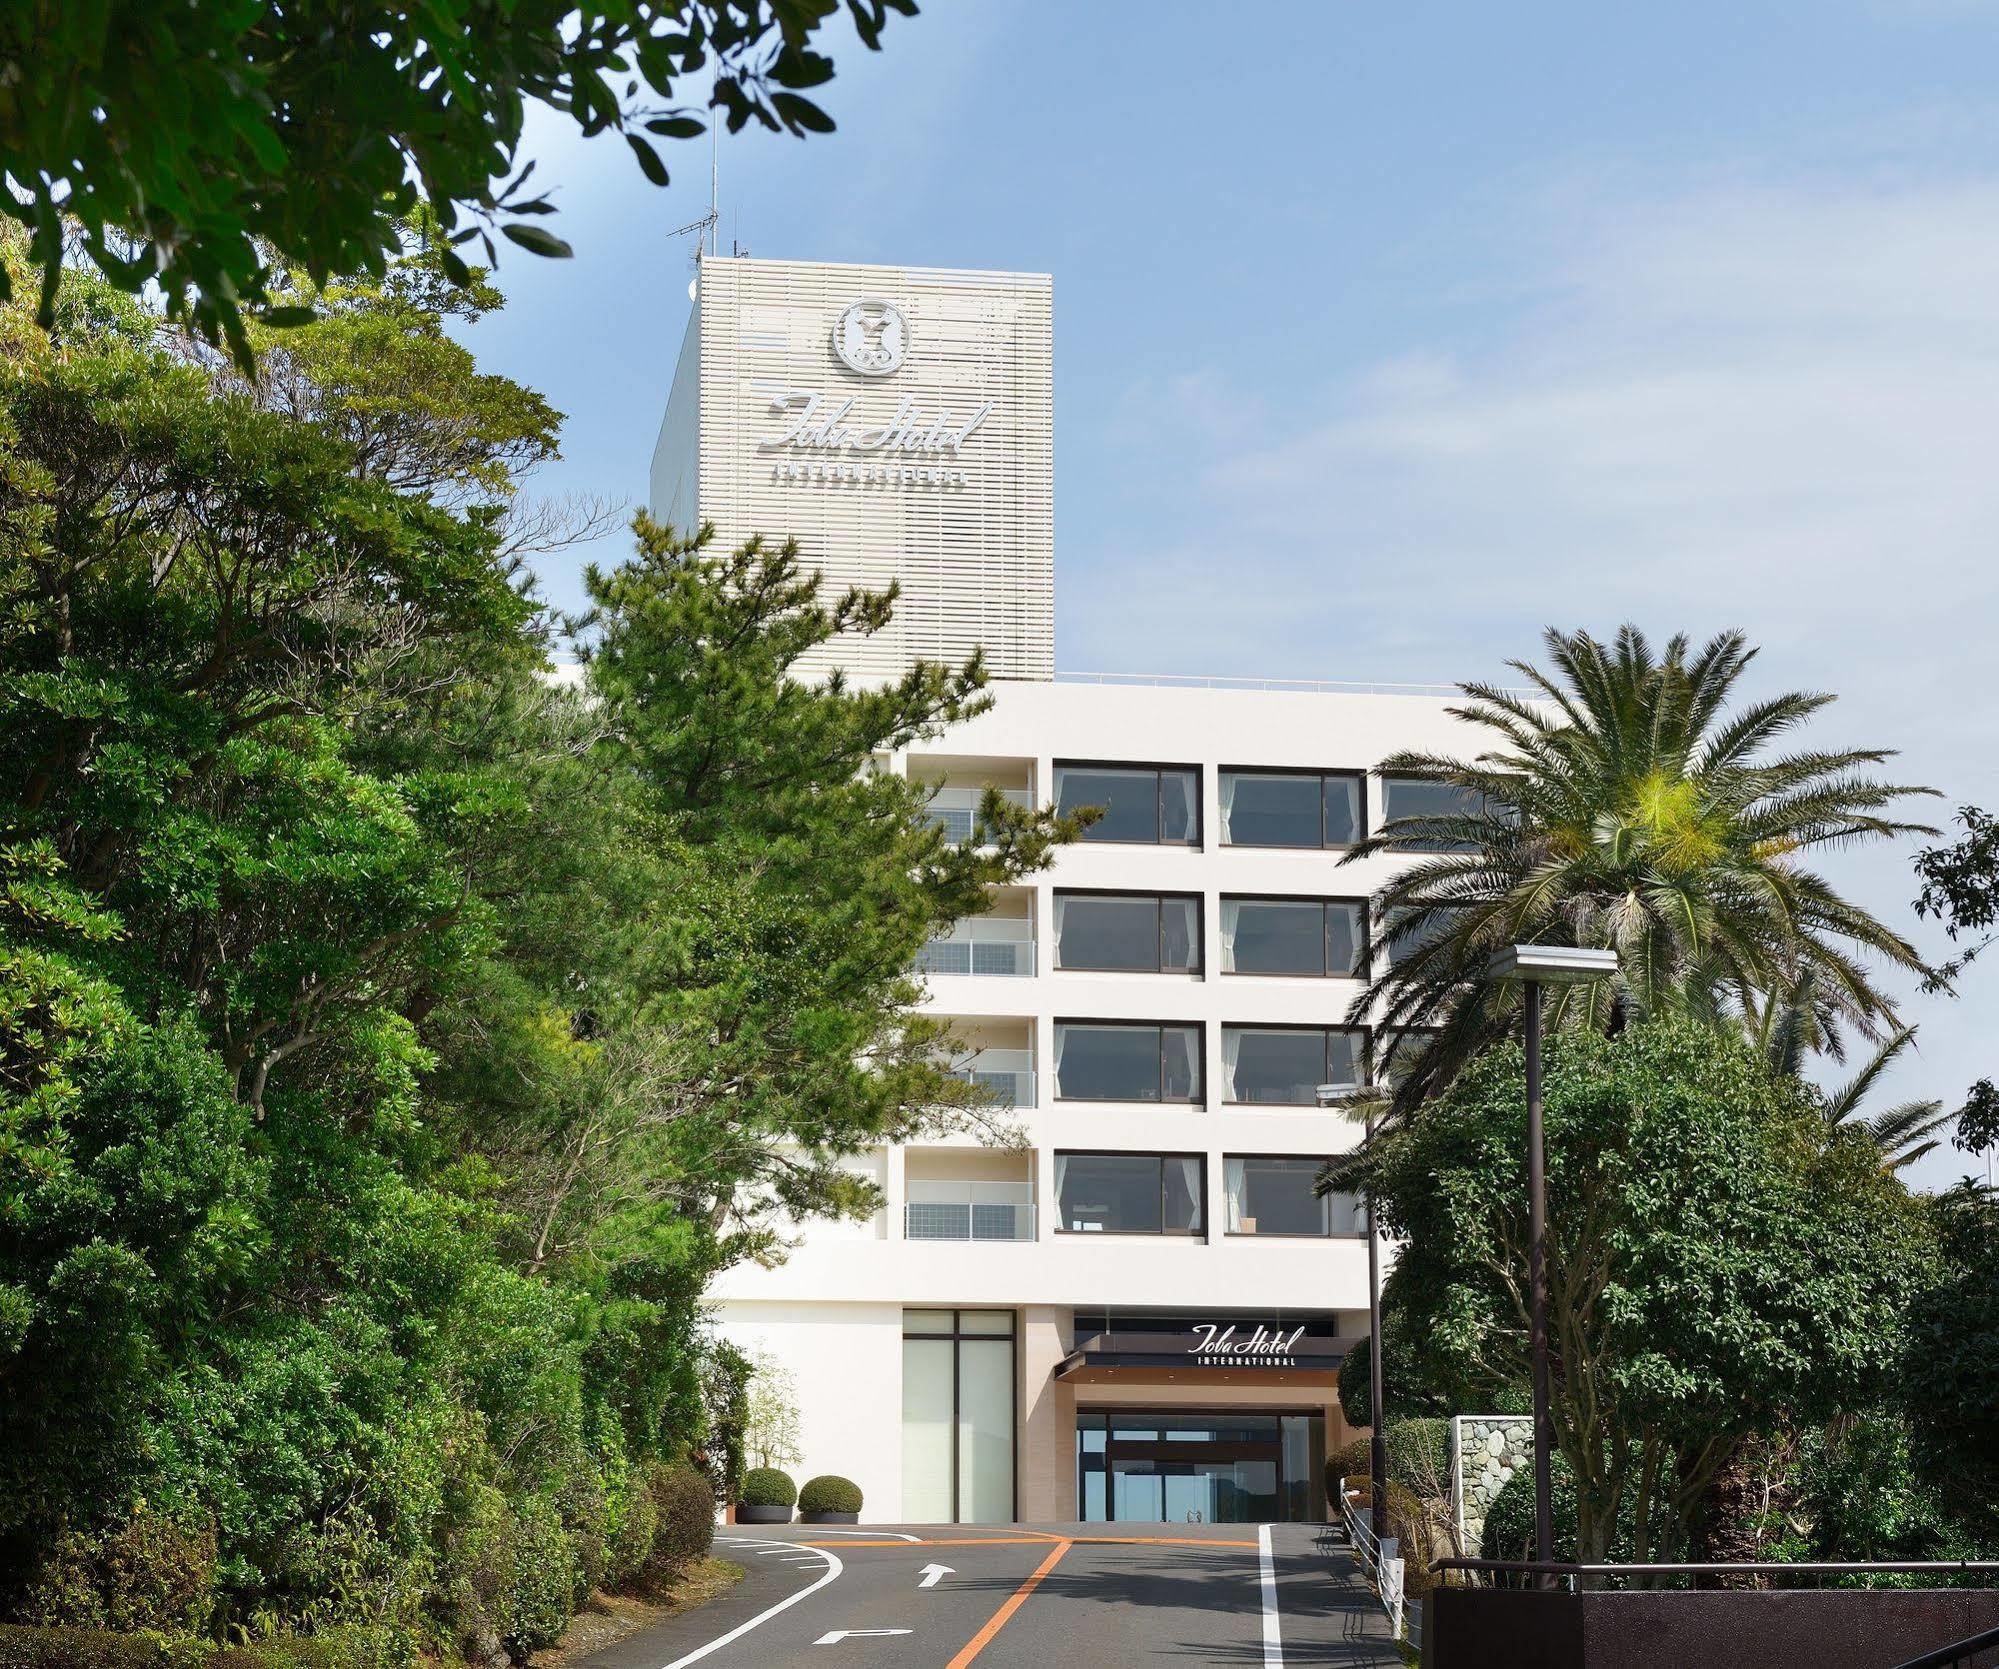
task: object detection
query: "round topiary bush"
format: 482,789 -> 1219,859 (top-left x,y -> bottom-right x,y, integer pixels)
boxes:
737,1467 -> 796,1523
797,1476 -> 863,1522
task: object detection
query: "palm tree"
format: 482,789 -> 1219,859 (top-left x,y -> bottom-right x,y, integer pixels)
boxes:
1756,987 -> 1955,1171
1350,626 -> 1938,1112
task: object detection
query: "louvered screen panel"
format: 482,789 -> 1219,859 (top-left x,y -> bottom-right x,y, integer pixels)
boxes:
691,257 -> 1055,683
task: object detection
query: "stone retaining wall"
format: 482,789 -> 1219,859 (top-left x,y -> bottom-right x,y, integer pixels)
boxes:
1451,1413 -> 1532,1554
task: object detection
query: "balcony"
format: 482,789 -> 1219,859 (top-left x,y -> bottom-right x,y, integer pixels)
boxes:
926,786 -> 1032,846
903,1182 -> 1037,1242
915,915 -> 1036,978
948,1047 -> 1036,1108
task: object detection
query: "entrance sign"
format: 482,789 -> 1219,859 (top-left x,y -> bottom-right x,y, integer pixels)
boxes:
1187,1323 -> 1309,1369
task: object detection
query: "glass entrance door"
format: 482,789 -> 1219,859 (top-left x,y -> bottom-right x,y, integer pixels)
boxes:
1076,1410 -> 1326,1523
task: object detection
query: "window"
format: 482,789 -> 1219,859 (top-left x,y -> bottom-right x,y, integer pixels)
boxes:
1054,893 -> 1200,973
1218,770 -> 1364,848
1379,776 -> 1484,851
1220,897 -> 1365,977
1220,1026 -> 1365,1105
902,1309 -> 1016,1522
1055,1153 -> 1205,1235
1375,1028 -> 1439,1089
1223,1156 -> 1364,1236
1055,1022 -> 1202,1102
1055,763 -> 1199,845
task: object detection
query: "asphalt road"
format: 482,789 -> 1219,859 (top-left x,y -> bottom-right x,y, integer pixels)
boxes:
581,1522 -> 1403,1669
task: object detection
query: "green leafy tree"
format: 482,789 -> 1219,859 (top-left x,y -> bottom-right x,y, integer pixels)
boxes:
0,1 -> 917,363
1348,626 -> 1938,1113
1328,1019 -> 1927,1564
1902,1184 -> 1999,1540
1912,806 -> 1999,1162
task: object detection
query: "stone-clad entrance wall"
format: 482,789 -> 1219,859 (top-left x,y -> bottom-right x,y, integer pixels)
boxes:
1451,1414 -> 1533,1554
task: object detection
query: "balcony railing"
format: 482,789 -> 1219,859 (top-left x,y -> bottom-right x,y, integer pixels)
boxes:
925,786 -> 1032,847
947,1048 -> 1035,1108
904,1182 -> 1037,1242
915,917 -> 1036,977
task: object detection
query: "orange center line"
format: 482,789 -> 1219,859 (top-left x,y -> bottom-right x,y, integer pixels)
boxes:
946,1536 -> 1073,1668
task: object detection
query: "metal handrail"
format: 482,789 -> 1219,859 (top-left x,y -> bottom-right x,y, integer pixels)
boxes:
1891,1622 -> 1999,1669
1435,1559 -> 1999,1578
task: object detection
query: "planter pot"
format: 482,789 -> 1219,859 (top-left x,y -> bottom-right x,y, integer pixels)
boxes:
801,1510 -> 860,1524
735,1503 -> 793,1524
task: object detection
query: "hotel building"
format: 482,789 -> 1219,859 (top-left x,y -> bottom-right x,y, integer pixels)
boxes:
653,255 -> 1467,1526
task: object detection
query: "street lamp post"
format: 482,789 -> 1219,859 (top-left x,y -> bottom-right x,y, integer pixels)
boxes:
1481,944 -> 1618,1574
1319,1078 -> 1390,1542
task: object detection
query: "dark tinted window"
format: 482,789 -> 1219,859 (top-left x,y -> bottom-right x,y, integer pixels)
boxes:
1222,898 -> 1366,977
1056,894 -> 1200,973
1380,777 -> 1483,851
1220,770 -> 1365,847
1221,1027 -> 1365,1104
1056,765 -> 1199,845
1056,1153 -> 1205,1234
1225,1157 -> 1330,1235
1055,1023 -> 1202,1102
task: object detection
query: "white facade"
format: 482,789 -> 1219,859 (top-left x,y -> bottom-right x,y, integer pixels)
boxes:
652,254 -> 1055,682
655,255 -> 1471,1526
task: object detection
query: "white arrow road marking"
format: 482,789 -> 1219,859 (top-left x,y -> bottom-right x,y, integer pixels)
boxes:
814,1630 -> 912,1646
658,1539 -> 844,1669
916,1563 -> 953,1589
1258,1522 -> 1283,1667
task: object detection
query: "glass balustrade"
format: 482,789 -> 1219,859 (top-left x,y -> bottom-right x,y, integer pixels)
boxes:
914,916 -> 1036,977
924,787 -> 1033,846
903,1182 -> 1037,1242
946,1048 -> 1036,1108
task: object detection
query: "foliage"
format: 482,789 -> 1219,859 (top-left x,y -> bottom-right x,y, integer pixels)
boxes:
1340,1019 -> 1928,1564
0,1629 -> 203,1669
695,1341 -> 753,1510
1345,625 -> 1937,1115
1758,1003 -> 1956,1171
737,1471 -> 796,1510
1903,1186 -> 1999,1538
0,2 -> 918,364
0,235 -> 1066,1649
1480,1454 -> 1637,1565
1335,1329 -> 1451,1431
636,1470 -> 714,1589
742,1358 -> 805,1474
1914,805 -> 1999,988
797,1477 -> 862,1516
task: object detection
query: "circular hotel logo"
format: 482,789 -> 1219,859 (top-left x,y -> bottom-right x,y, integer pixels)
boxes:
833,298 -> 908,376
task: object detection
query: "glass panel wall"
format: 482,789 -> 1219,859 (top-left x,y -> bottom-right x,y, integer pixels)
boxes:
1055,764 -> 1200,845
1218,770 -> 1365,848
1054,1022 -> 1202,1102
1076,1410 -> 1326,1524
1220,1026 -> 1365,1104
1054,893 -> 1201,973
1220,898 -> 1365,977
1055,1152 -> 1204,1235
901,1310 -> 1016,1523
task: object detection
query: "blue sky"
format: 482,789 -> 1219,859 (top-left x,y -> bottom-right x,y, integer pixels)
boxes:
464,0 -> 1999,1188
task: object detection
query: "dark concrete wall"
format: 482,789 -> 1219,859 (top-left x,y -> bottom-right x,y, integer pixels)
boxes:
1424,1586 -> 1999,1668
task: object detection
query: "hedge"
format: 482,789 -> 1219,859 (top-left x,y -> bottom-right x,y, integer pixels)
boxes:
797,1476 -> 862,1516
647,1467 -> 716,1578
0,1628 -> 406,1669
738,1468 -> 796,1509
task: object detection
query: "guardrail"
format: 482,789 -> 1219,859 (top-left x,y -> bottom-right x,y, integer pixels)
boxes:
1892,1622 -> 1999,1669
903,1187 -> 1036,1242
1433,1557 -> 1999,1591
925,787 -> 1032,846
915,918 -> 1035,977
1337,1477 -> 1413,1652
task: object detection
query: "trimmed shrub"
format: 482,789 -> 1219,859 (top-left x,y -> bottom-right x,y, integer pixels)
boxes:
211,1627 -> 412,1669
0,1628 -> 203,1669
1479,1452 -> 1637,1564
644,1467 -> 715,1583
1328,1437 -> 1371,1489
738,1468 -> 796,1509
22,1506 -> 218,1634
491,1498 -> 581,1666
797,1476 -> 862,1516
602,1470 -> 661,1592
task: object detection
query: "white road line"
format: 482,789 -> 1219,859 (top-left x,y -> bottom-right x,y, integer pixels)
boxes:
796,1527 -> 923,1542
659,1539 -> 844,1669
1258,1522 -> 1283,1667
